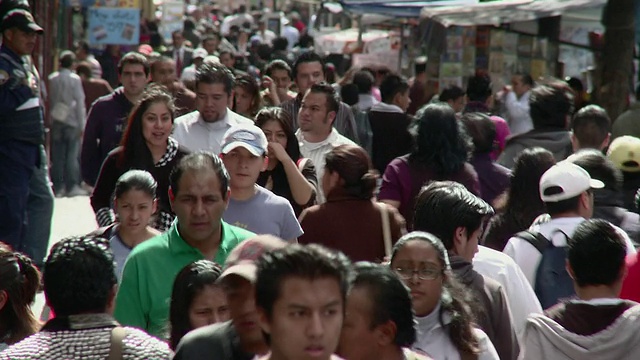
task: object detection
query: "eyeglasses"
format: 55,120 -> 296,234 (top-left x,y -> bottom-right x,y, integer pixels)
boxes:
394,267 -> 443,281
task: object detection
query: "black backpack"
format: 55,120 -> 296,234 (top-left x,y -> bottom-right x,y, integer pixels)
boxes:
515,230 -> 576,309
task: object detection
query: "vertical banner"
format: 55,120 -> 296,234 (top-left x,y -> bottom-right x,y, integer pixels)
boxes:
159,1 -> 185,44
87,7 -> 140,45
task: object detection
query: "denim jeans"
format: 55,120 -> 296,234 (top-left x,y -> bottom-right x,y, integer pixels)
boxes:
22,144 -> 54,266
0,140 -> 38,252
51,122 -> 82,192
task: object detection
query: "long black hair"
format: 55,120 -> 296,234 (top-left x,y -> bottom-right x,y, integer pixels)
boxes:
118,84 -> 176,169
409,103 -> 472,176
255,107 -> 308,211
169,260 -> 223,350
390,232 -> 480,356
484,147 -> 556,250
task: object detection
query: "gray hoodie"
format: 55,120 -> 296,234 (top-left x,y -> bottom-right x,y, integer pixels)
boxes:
519,304 -> 640,360
498,130 -> 572,169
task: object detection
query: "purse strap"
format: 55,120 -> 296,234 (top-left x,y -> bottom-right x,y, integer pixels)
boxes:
379,202 -> 392,258
108,326 -> 126,360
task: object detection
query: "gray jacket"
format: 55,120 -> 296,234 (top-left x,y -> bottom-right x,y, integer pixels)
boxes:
174,321 -> 253,360
498,129 -> 572,169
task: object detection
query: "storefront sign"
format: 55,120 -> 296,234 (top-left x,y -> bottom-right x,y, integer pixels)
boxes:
159,1 -> 185,44
87,7 -> 140,45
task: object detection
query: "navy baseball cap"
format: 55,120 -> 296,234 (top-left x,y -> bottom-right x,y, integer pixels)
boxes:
220,124 -> 268,157
1,9 -> 43,33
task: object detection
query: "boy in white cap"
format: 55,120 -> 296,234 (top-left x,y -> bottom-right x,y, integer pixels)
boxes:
220,124 -> 303,242
504,161 -> 636,309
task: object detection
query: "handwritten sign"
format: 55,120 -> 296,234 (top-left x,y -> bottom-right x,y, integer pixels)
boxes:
88,7 -> 140,45
353,52 -> 400,72
159,1 -> 184,44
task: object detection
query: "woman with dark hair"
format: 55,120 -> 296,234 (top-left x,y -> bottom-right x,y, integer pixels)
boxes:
255,107 -> 317,216
0,244 -> 41,350
390,232 -> 499,360
337,262 -> 431,360
299,144 -> 405,262
483,147 -> 556,251
378,102 -> 480,230
168,260 -> 228,350
233,74 -> 262,118
91,85 -> 189,231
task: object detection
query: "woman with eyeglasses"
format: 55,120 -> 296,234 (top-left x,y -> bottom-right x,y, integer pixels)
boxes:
390,231 -> 499,360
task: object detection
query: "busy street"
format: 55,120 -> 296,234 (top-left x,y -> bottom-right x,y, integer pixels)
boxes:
1,0 -> 640,359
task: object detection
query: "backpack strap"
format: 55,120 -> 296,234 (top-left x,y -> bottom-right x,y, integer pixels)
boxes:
107,326 -> 126,360
378,203 -> 392,258
515,230 -> 550,254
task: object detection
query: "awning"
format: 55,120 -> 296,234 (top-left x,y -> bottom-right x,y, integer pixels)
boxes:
340,0 -> 478,18
421,0 -> 607,27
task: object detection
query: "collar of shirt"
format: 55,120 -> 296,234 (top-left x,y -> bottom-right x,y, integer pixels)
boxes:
296,128 -> 339,151
570,298 -> 625,306
197,108 -> 232,131
168,220 -> 237,259
155,137 -> 179,167
0,44 -> 24,64
415,301 -> 452,331
371,101 -> 404,114
357,94 -> 379,110
41,313 -> 119,332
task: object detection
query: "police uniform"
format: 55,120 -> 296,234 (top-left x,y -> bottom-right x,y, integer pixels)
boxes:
0,8 -> 45,252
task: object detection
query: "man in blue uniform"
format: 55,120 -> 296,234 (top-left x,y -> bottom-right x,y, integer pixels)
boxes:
0,8 -> 45,253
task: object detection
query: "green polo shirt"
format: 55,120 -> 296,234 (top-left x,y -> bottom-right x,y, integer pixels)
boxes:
113,220 -> 254,338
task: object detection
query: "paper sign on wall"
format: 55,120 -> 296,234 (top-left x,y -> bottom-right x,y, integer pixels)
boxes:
87,7 -> 140,45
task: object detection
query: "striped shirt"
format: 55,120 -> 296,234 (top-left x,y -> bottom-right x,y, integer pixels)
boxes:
296,128 -> 356,203
281,95 -> 360,144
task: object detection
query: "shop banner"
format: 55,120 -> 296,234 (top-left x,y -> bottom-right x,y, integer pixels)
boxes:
159,1 -> 185,44
81,0 -> 139,7
353,52 -> 400,72
87,7 -> 140,45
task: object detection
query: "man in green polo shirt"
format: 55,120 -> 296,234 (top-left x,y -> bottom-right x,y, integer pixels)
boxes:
114,151 -> 255,338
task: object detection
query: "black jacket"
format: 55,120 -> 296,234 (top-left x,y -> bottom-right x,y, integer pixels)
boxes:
174,321 -> 253,360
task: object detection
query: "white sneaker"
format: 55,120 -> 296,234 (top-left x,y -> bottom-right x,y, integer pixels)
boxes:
66,186 -> 89,197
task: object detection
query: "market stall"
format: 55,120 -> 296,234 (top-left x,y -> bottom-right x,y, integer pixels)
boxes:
419,0 -> 608,92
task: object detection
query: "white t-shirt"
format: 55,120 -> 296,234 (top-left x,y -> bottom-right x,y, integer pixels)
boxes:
172,109 -> 254,153
504,216 -> 637,287
473,245 -> 543,341
296,128 -> 356,204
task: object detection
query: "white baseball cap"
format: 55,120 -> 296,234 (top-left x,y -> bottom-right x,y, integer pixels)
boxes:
193,48 -> 208,60
220,124 -> 268,157
539,161 -> 604,202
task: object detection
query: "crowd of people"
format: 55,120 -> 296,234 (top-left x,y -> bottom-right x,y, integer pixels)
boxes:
3,1 -> 640,359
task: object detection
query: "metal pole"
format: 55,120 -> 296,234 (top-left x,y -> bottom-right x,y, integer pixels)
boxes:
398,23 -> 404,73
357,15 -> 364,49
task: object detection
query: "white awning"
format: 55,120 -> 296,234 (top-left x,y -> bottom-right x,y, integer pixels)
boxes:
420,0 -> 607,27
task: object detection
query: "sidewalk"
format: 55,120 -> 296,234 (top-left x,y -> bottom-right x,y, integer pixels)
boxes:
33,195 -> 97,320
